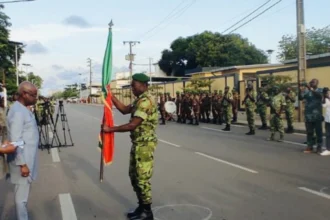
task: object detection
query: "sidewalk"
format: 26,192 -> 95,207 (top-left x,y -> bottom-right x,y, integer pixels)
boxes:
235,111 -> 307,134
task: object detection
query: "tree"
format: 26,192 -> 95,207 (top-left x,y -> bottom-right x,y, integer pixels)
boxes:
259,75 -> 293,95
62,84 -> 79,99
277,26 -> 330,61
185,76 -> 214,93
27,72 -> 43,88
158,31 -> 268,76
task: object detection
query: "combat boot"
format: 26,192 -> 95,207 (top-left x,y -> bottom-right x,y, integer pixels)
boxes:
245,129 -> 255,135
128,204 -> 154,220
127,205 -> 144,219
222,124 -> 230,131
258,124 -> 268,130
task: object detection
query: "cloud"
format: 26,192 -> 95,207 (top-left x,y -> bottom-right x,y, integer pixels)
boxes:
10,23 -> 132,43
63,15 -> 91,28
24,41 -> 48,54
51,65 -> 64,71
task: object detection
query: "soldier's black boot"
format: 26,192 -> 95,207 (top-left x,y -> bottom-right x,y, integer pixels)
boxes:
127,204 -> 143,219
128,204 -> 154,220
222,124 -> 230,131
285,126 -> 294,134
246,129 -> 255,135
258,124 -> 267,130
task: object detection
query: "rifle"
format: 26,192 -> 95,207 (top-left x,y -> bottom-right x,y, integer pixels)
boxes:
242,88 -> 250,105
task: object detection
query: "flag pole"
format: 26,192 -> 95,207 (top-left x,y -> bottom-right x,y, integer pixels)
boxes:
99,20 -> 114,183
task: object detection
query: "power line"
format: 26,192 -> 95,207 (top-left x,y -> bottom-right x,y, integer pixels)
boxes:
228,0 -> 283,34
252,0 -> 295,23
221,0 -> 272,34
142,0 -> 197,41
137,0 -> 186,40
0,0 -> 34,3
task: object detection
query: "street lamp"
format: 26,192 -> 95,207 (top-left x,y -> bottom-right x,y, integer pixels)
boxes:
9,40 -> 23,87
22,63 -> 32,81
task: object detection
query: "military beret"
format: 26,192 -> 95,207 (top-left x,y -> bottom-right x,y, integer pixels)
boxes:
225,86 -> 230,89
132,73 -> 149,83
176,91 -> 180,94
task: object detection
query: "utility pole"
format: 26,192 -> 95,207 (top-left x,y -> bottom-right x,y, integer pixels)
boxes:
149,57 -> 153,84
87,58 -> 92,103
15,45 -> 19,87
123,41 -> 140,102
296,0 -> 307,122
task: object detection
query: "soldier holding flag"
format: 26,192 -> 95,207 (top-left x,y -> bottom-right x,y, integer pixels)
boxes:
102,73 -> 158,220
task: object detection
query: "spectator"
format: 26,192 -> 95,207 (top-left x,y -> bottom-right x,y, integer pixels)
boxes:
320,88 -> 330,156
7,82 -> 39,220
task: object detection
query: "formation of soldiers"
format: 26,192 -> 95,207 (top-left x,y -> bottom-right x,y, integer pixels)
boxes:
157,83 -> 297,142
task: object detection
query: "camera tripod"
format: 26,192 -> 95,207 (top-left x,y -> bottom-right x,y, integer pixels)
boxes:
51,101 -> 74,148
36,104 -> 62,154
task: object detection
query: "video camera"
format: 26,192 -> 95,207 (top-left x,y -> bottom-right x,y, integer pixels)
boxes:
323,87 -> 329,95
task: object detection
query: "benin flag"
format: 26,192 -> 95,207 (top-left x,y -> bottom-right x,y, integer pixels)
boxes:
99,21 -> 114,177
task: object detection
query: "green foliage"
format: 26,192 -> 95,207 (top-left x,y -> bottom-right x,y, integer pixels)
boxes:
158,31 -> 268,76
0,6 -> 43,96
185,77 -> 214,93
259,75 -> 293,95
61,84 -> 79,99
277,26 -> 330,61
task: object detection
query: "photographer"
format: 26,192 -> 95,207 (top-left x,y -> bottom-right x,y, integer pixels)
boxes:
320,87 -> 330,156
299,79 -> 323,153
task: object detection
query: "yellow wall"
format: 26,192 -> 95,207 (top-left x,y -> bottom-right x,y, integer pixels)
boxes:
173,82 -> 184,94
226,76 -> 235,89
306,66 -> 330,88
165,83 -> 173,96
211,78 -> 226,92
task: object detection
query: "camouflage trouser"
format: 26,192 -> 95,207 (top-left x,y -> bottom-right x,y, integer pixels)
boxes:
270,114 -> 284,136
129,142 -> 156,204
285,104 -> 295,128
257,104 -> 267,126
245,107 -> 255,131
223,107 -> 232,125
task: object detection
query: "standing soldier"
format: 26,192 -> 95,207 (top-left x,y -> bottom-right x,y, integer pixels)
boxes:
204,92 -> 211,123
175,91 -> 182,123
102,73 -> 158,219
231,88 -> 239,123
182,92 -> 190,124
192,92 -> 200,125
200,93 -> 206,122
284,87 -> 296,133
268,86 -> 286,142
211,90 -> 218,124
256,87 -> 269,130
243,83 -> 257,135
222,86 -> 232,131
216,90 -> 224,125
159,93 -> 166,125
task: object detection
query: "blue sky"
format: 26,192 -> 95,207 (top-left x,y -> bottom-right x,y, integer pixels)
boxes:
4,0 -> 330,95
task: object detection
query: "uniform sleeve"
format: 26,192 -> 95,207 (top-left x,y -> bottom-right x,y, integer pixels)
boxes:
133,98 -> 151,120
7,110 -> 26,165
282,96 -> 287,106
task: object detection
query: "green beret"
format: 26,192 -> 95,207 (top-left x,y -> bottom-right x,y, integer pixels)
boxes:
225,86 -> 230,89
132,73 -> 149,83
176,91 -> 180,94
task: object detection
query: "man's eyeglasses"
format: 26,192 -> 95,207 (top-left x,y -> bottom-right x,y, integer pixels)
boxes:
23,91 -> 38,98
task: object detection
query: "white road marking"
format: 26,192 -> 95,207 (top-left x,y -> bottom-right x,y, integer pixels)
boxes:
231,124 -> 245,128
195,152 -> 258,174
51,148 -> 61,162
283,140 -> 306,147
201,126 -> 231,132
159,139 -> 181,148
298,187 -> 330,200
59,193 -> 78,220
293,133 -> 306,136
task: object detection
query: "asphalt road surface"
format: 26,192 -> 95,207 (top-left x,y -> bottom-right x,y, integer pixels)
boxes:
1,103 -> 330,220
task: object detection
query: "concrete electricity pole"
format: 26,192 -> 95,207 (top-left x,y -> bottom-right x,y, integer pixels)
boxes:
87,58 -> 92,103
149,57 -> 153,84
296,0 -> 307,122
123,41 -> 140,101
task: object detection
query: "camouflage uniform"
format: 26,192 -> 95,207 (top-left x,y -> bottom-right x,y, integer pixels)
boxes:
269,93 -> 286,141
192,94 -> 200,125
222,89 -> 232,131
211,91 -> 218,124
244,89 -> 257,134
256,89 -> 269,129
285,90 -> 296,133
129,91 -> 158,205
159,94 -> 166,125
231,89 -> 239,123
175,92 -> 181,123
299,88 -> 323,150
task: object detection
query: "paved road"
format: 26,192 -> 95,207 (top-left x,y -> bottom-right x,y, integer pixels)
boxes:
1,103 -> 330,220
